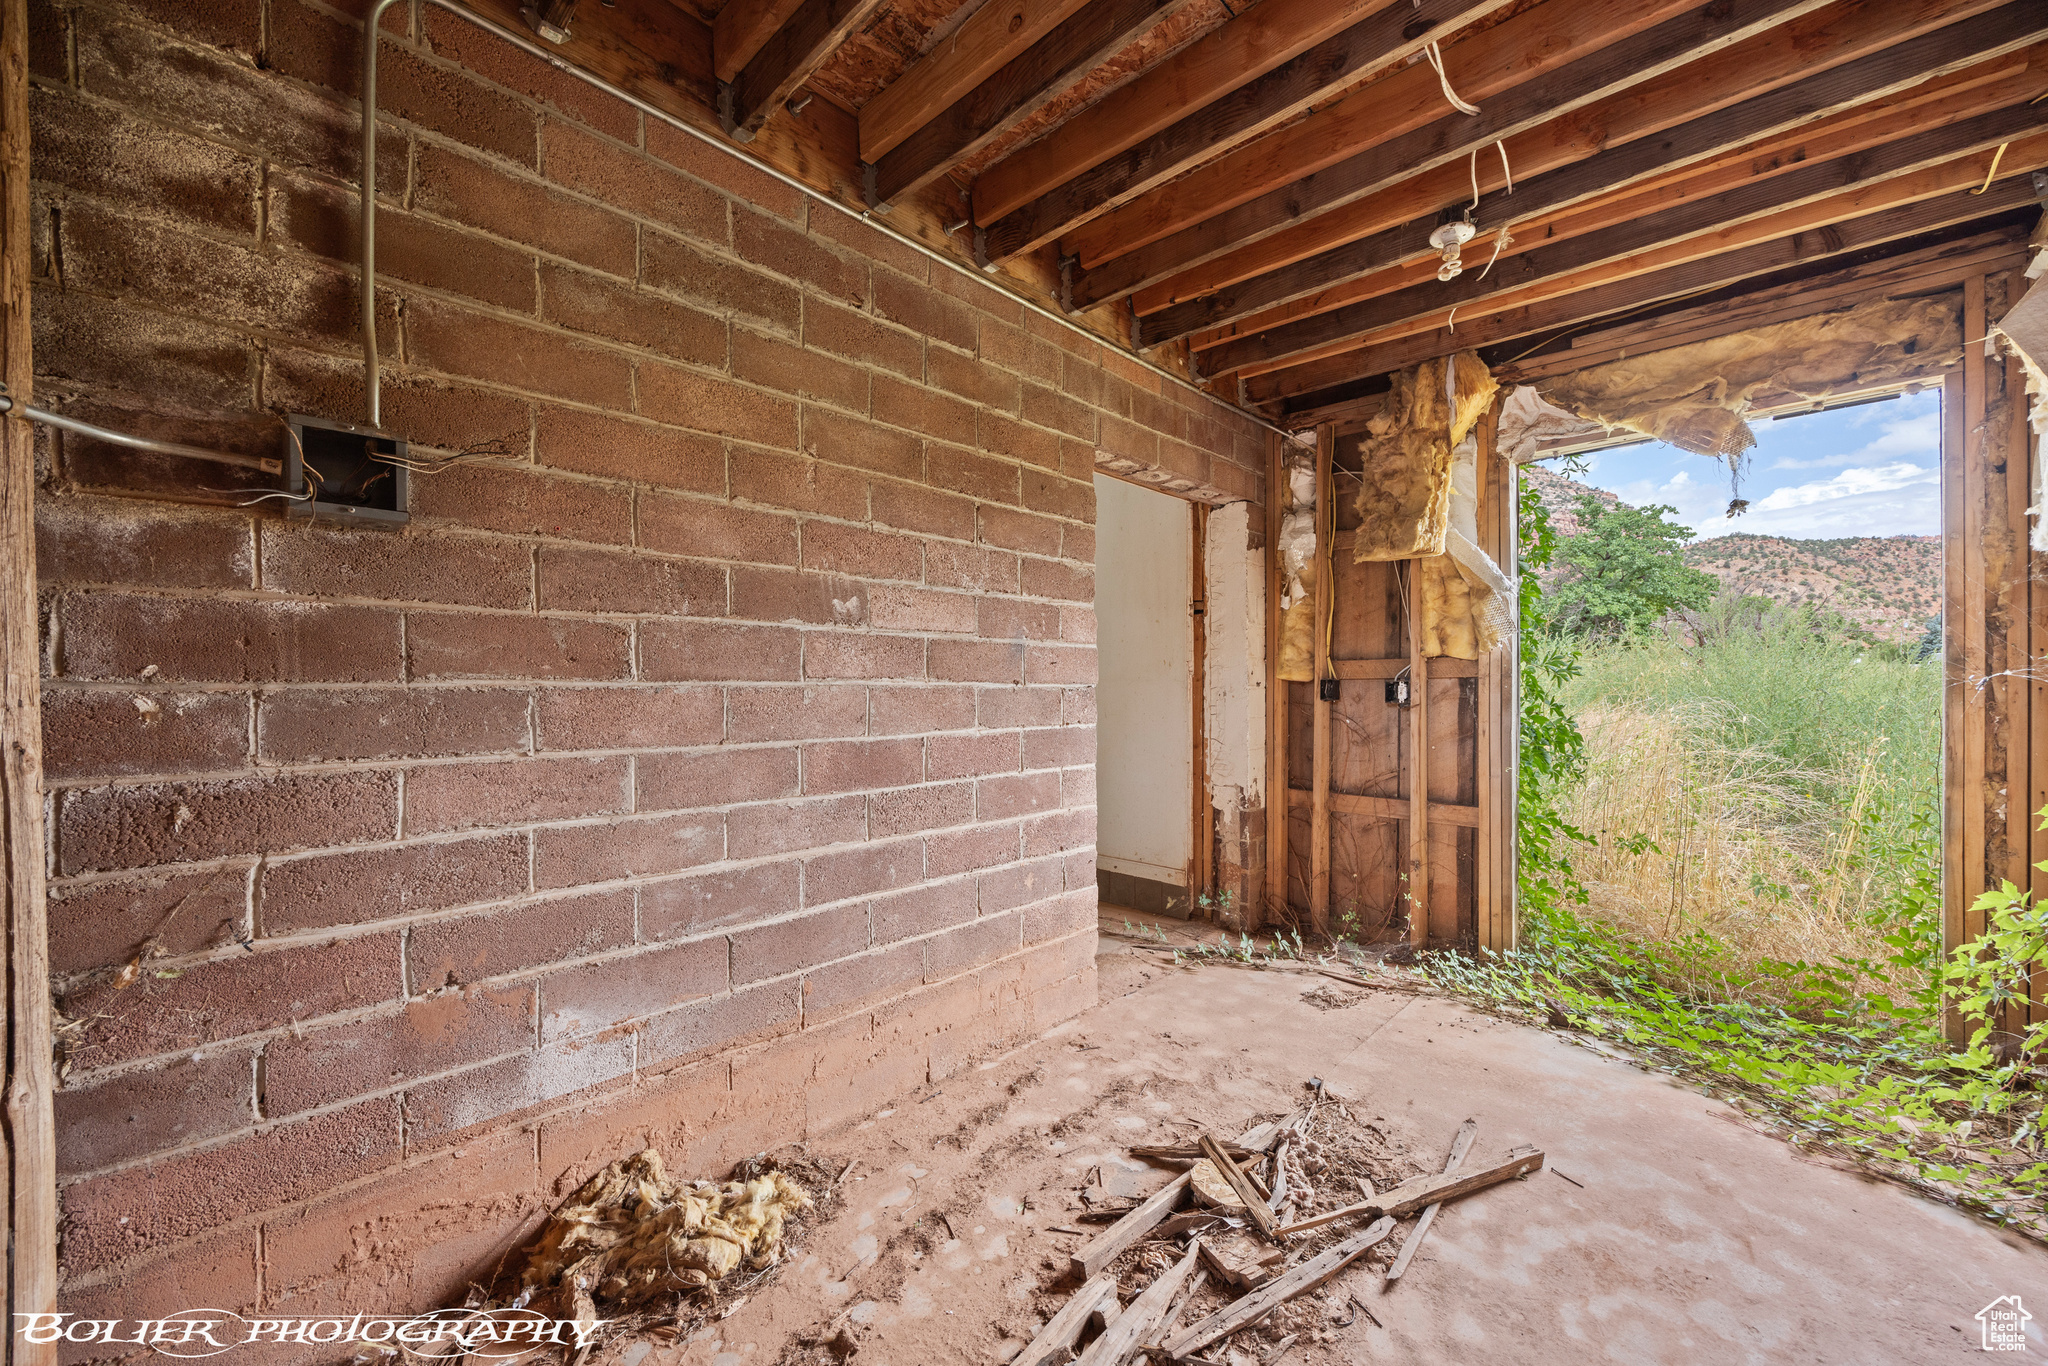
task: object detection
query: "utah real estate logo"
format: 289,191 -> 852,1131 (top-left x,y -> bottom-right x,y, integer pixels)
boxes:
1979,1296 -> 2031,1353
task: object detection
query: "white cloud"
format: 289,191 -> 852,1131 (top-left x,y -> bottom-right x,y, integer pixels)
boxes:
1691,462 -> 1938,540
1766,403 -> 1939,471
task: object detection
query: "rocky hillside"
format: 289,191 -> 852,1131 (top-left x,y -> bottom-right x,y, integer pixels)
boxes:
1520,465 -> 1940,643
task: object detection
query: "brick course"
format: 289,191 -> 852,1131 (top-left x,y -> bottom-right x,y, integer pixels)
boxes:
28,0 -> 1263,1318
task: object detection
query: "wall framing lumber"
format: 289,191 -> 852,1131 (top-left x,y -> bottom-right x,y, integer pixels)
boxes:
1192,500 -> 1212,913
1068,0 -> 1836,309
1405,557 -> 1429,948
1,0 -> 56,1351
1310,424 -> 1335,935
721,0 -> 895,141
1265,430 -> 1288,929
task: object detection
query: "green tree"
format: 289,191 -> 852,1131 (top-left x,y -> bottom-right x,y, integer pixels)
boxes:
1549,494 -> 1717,639
1516,480 -> 1591,917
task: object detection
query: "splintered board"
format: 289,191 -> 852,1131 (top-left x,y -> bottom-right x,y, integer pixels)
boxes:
1278,409 -> 1512,949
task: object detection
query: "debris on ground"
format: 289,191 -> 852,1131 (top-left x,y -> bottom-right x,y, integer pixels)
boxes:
1014,1087 -> 1545,1364
469,1147 -> 842,1353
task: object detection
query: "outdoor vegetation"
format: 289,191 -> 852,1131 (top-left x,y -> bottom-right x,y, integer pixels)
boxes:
1428,475 -> 2048,1239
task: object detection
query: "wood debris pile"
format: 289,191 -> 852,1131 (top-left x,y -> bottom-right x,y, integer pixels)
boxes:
1020,1089 -> 1542,1364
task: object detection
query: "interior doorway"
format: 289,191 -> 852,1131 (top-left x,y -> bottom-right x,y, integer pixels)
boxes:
1093,473 -> 1199,918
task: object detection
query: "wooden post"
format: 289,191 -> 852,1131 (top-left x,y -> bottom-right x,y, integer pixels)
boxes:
1,0 -> 58,1353
1941,360 -> 1968,1044
1190,500 -> 1211,916
1406,555 -> 1429,949
1474,400 -> 1514,954
1309,424 -> 1334,936
1264,431 -> 1286,930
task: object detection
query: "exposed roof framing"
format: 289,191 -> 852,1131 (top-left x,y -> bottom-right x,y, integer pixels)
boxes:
475,0 -> 2048,422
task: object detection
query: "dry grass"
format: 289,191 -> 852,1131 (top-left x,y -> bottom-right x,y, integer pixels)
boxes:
1560,703 -> 1899,984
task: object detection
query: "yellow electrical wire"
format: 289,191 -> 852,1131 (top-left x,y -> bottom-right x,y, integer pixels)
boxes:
1970,141 -> 2009,195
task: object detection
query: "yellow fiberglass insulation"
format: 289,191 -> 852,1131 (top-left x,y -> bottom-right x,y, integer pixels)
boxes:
1277,558 -> 1317,682
1535,295 -> 1962,461
1352,351 -> 1497,563
516,1149 -> 811,1313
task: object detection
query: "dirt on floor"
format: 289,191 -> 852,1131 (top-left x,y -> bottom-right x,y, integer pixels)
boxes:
569,915 -> 2047,1365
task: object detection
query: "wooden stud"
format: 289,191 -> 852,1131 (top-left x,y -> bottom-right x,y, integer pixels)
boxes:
857,0 -> 1095,163
1942,360 -> 1970,1045
973,0 -> 1500,258
1964,272 -> 1989,948
1254,176 -> 2043,409
1,0 -> 56,1353
1265,431 -> 1287,929
1475,401 -> 1505,955
1122,0 -> 2024,320
1407,555 -> 1429,949
1066,0 -> 1830,306
1192,500 -> 1211,915
1310,424 -> 1335,934
865,0 -> 1200,210
1210,107 -> 2045,379
2001,347 -> 2033,906
1142,13 -> 2048,346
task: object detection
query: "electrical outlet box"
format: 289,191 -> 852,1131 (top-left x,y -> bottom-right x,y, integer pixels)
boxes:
285,413 -> 409,528
1318,677 -> 1341,702
1385,675 -> 1412,706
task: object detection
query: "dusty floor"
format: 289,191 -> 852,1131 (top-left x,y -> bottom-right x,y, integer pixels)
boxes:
599,916 -> 2048,1365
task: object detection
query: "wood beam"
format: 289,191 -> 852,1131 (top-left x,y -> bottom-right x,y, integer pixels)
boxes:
719,0 -> 892,143
1142,10 -> 2048,346
974,0 -> 1500,261
1189,51 -> 2045,355
1285,786 -> 1483,829
1,0 -> 56,1355
1129,0 -> 2012,321
864,0 -> 1202,211
1068,0 -> 1837,309
1254,182 -> 2038,407
1405,559 -> 1428,948
858,0 -> 1095,163
714,0 -> 808,83
1309,424 -> 1334,935
1211,106 -> 2046,378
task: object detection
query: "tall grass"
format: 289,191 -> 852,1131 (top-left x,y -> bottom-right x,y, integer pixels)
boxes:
1552,604 -> 1941,987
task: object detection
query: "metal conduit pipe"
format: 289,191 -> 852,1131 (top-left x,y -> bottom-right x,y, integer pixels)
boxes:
358,0 -> 1297,441
0,395 -> 284,475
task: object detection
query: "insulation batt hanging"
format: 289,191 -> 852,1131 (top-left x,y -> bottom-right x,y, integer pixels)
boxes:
1988,213 -> 2048,551
1533,296 -> 1963,471
1351,351 -> 1496,562
1277,443 -> 1319,682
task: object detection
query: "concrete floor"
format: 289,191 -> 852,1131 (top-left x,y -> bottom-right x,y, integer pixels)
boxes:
626,924 -> 2048,1365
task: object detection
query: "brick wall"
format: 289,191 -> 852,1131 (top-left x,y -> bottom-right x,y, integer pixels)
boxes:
25,0 -> 1266,1329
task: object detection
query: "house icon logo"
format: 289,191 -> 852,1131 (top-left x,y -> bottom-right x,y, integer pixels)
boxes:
1978,1296 -> 2031,1352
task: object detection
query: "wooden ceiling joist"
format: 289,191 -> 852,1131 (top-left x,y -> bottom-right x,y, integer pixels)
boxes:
720,0 -> 894,141
716,0 -> 813,83
1128,0 -> 2011,320
857,0 -> 1096,162
1248,165 -> 2045,406
1207,104 -> 2044,378
970,0 -> 1503,262
1188,43 -> 2045,353
861,0 -> 1202,211
1067,0 -> 1842,312
1142,8 -> 2048,348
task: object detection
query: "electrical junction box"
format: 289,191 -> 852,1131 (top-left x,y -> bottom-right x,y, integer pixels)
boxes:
285,413 -> 409,527
1385,673 -> 1412,706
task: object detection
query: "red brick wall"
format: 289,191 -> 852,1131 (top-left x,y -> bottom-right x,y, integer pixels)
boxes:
26,0 -> 1265,1330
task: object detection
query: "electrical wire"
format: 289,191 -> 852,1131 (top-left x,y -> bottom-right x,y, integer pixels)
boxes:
1424,41 -> 1481,116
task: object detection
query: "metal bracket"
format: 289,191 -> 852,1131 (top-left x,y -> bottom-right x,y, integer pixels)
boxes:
2033,170 -> 2048,203
973,226 -> 998,273
860,161 -> 891,214
520,0 -> 576,43
1057,253 -> 1077,314
716,81 -> 756,144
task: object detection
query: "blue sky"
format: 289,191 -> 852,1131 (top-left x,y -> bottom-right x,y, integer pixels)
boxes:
1561,388 -> 1941,542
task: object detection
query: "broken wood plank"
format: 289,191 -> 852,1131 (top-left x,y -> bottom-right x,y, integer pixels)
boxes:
1012,1272 -> 1118,1366
1383,1118 -> 1477,1285
1070,1121 -> 1285,1278
1274,1149 -> 1545,1235
1076,1240 -> 1201,1365
1162,1218 -> 1396,1357
1129,1142 -> 1252,1162
1201,1131 -> 1278,1237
